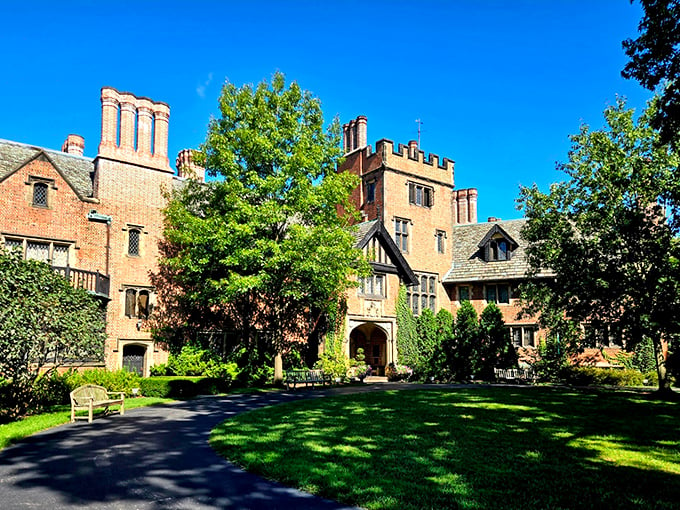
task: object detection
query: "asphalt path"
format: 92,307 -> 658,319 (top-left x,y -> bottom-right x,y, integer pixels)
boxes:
0,383 -> 434,509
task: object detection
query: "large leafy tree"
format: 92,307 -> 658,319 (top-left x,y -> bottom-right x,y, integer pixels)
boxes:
154,72 -> 367,381
0,250 -> 106,417
518,98 -> 680,394
622,0 -> 680,146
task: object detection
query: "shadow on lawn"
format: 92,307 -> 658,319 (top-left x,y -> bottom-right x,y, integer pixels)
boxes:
211,386 -> 680,510
0,391 -> 356,509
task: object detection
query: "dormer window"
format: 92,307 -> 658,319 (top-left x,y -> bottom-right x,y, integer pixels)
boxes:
489,239 -> 509,261
478,224 -> 518,263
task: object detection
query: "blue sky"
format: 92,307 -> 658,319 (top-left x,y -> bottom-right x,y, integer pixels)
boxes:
1,1 -> 651,221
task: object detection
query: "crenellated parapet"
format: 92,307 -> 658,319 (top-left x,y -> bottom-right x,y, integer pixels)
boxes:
341,116 -> 455,186
97,87 -> 171,172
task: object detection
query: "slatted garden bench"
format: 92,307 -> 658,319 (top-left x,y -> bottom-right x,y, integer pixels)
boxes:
284,369 -> 332,390
70,384 -> 125,423
494,368 -> 537,383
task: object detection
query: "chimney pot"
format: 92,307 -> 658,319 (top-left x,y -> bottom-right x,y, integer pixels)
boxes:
62,134 -> 85,156
408,140 -> 418,159
176,149 -> 205,182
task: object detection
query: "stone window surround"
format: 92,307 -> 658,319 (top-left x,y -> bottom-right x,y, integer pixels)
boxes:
121,223 -> 146,257
26,176 -> 57,209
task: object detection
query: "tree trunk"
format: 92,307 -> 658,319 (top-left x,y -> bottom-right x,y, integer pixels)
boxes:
652,336 -> 672,396
274,352 -> 283,384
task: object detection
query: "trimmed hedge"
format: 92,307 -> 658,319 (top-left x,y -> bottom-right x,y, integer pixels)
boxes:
139,376 -> 232,398
561,367 -> 657,387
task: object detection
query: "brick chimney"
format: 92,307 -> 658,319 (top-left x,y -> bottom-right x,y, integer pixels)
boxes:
408,140 -> 418,160
61,134 -> 84,156
98,87 -> 171,172
343,115 -> 368,154
176,149 -> 205,182
467,188 -> 478,223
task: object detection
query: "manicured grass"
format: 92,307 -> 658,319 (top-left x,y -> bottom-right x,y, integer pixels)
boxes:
210,387 -> 680,510
0,397 -> 173,450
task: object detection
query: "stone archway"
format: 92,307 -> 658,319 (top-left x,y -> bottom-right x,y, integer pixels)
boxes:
350,323 -> 388,376
122,344 -> 147,377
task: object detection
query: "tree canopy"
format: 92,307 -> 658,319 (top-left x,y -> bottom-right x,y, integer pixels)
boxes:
518,98 -> 680,393
623,0 -> 680,146
0,250 -> 106,417
153,72 -> 368,378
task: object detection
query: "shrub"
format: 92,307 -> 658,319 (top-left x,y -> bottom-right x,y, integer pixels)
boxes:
386,363 -> 413,382
561,366 -> 650,387
33,371 -> 73,408
532,335 -> 569,382
151,345 -> 240,379
139,376 -> 232,398
67,369 -> 142,396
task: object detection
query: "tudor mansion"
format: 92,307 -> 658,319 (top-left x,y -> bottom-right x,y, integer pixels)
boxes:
0,87 -> 561,376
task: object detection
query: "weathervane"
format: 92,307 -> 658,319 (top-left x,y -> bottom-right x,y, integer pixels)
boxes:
415,119 -> 423,149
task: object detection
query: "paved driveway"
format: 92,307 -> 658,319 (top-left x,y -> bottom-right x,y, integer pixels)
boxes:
0,384 -> 425,509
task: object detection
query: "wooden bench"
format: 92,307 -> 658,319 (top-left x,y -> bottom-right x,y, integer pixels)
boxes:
284,369 -> 332,390
494,368 -> 537,383
70,384 -> 125,423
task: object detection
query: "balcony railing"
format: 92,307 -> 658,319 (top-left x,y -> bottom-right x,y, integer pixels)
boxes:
53,266 -> 110,298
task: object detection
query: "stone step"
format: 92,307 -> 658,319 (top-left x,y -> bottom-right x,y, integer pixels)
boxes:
363,376 -> 389,383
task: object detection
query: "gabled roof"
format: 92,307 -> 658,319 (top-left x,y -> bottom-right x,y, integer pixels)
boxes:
354,219 -> 418,286
443,218 -> 549,284
0,139 -> 95,198
477,223 -> 519,249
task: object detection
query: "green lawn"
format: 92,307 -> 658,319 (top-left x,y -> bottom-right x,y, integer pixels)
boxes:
0,397 -> 172,450
210,387 -> 680,510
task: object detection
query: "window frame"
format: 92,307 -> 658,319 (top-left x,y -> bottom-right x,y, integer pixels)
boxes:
32,182 -> 49,208
359,273 -> 386,298
366,180 -> 376,204
27,176 -> 55,209
485,283 -> 510,304
4,236 -> 71,267
408,182 -> 434,208
123,286 -> 154,319
394,217 -> 410,253
458,285 -> 470,302
435,229 -> 446,254
509,325 -> 537,348
407,272 -> 437,315
126,226 -> 142,257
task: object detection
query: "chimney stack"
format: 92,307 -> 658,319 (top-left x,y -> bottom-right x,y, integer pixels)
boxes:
61,134 -> 84,156
98,87 -> 171,172
467,188 -> 478,223
408,140 -> 418,159
176,149 -> 205,182
342,115 -> 368,154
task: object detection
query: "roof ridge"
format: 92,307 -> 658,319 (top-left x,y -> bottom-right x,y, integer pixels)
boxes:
0,138 -> 93,162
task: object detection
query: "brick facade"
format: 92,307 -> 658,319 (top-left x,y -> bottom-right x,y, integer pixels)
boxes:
0,87 -> 199,376
340,116 -> 486,374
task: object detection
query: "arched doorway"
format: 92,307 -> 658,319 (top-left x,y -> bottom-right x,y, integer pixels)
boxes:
122,344 -> 147,377
350,324 -> 388,376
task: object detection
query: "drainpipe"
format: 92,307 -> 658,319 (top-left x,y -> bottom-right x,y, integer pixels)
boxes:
87,210 -> 113,275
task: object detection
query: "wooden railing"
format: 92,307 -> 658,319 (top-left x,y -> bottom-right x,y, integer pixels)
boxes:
52,266 -> 110,298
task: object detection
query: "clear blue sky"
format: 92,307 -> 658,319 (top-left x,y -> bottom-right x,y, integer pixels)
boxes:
1,1 -> 651,221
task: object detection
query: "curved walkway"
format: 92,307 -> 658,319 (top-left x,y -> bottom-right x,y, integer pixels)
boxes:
0,383 -> 448,509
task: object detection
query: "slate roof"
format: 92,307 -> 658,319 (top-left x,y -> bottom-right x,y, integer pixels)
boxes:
352,219 -> 379,246
0,139 -> 95,198
443,218 -> 551,283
